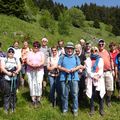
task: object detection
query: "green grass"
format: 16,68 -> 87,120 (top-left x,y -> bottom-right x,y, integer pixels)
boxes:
0,85 -> 120,120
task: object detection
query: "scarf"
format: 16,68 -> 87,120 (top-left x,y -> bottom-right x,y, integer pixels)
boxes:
90,54 -> 100,73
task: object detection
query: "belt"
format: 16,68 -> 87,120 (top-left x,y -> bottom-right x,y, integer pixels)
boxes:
104,69 -> 111,72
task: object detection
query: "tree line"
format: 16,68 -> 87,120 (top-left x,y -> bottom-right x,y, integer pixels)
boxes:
80,3 -> 120,36
0,0 -> 120,36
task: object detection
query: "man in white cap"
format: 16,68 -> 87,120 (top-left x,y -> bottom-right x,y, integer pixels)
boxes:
40,38 -> 51,93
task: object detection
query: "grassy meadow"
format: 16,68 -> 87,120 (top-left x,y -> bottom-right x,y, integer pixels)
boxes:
0,14 -> 120,120
0,84 -> 120,120
0,14 -> 120,50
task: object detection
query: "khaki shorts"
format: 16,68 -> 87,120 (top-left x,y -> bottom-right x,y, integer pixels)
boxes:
104,71 -> 114,91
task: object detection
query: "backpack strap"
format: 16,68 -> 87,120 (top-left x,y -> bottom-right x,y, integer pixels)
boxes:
61,54 -> 79,67
5,57 -> 17,65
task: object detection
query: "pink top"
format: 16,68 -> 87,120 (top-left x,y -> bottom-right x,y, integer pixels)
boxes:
26,51 -> 44,72
21,47 -> 30,64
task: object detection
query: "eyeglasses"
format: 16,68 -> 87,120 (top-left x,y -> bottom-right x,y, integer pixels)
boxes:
8,50 -> 14,53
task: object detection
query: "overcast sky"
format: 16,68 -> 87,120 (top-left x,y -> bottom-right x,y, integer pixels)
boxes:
53,0 -> 120,8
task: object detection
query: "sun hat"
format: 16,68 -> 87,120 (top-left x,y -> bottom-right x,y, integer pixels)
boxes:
65,42 -> 74,49
7,47 -> 15,53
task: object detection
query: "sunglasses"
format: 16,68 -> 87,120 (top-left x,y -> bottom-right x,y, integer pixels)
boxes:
8,50 -> 14,53
52,49 -> 57,52
33,45 -> 39,48
99,43 -> 104,46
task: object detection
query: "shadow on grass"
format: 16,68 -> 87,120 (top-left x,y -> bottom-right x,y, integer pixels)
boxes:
21,90 -> 31,102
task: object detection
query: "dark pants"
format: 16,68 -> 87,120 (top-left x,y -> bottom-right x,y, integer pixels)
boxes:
79,71 -> 86,100
116,71 -> 120,91
90,85 -> 104,111
4,80 -> 16,111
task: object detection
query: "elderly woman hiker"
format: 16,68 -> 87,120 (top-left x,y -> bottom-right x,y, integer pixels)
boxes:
85,47 -> 105,116
26,41 -> 44,107
47,46 -> 59,107
1,47 -> 21,114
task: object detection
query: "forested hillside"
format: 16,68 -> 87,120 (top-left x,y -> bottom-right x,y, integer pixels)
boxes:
0,0 -> 120,46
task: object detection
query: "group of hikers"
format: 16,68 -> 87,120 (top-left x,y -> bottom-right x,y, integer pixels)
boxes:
0,38 -> 120,117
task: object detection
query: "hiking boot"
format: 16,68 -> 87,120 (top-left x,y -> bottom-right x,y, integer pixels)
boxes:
99,110 -> 105,116
107,102 -> 111,107
89,109 -> 94,116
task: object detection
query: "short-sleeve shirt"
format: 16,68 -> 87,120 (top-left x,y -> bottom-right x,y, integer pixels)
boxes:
110,50 -> 119,64
40,46 -> 51,66
58,54 -> 81,81
26,51 -> 44,72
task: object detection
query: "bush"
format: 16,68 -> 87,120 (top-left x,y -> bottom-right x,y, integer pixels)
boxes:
39,10 -> 55,34
68,8 -> 85,28
58,11 -> 71,35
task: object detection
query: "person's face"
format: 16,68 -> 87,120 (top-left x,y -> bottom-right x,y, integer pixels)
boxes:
65,47 -> 74,56
7,50 -> 14,58
80,41 -> 85,46
58,41 -> 64,48
86,44 -> 91,51
52,48 -> 57,56
118,47 -> 120,53
98,42 -> 105,50
75,48 -> 80,55
91,49 -> 98,55
13,42 -> 19,48
109,45 -> 116,51
42,40 -> 47,46
23,41 -> 29,48
33,46 -> 39,53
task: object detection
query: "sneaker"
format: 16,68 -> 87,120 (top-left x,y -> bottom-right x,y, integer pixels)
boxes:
62,110 -> 67,115
10,108 -> 15,114
73,112 -> 78,117
4,110 -> 8,114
